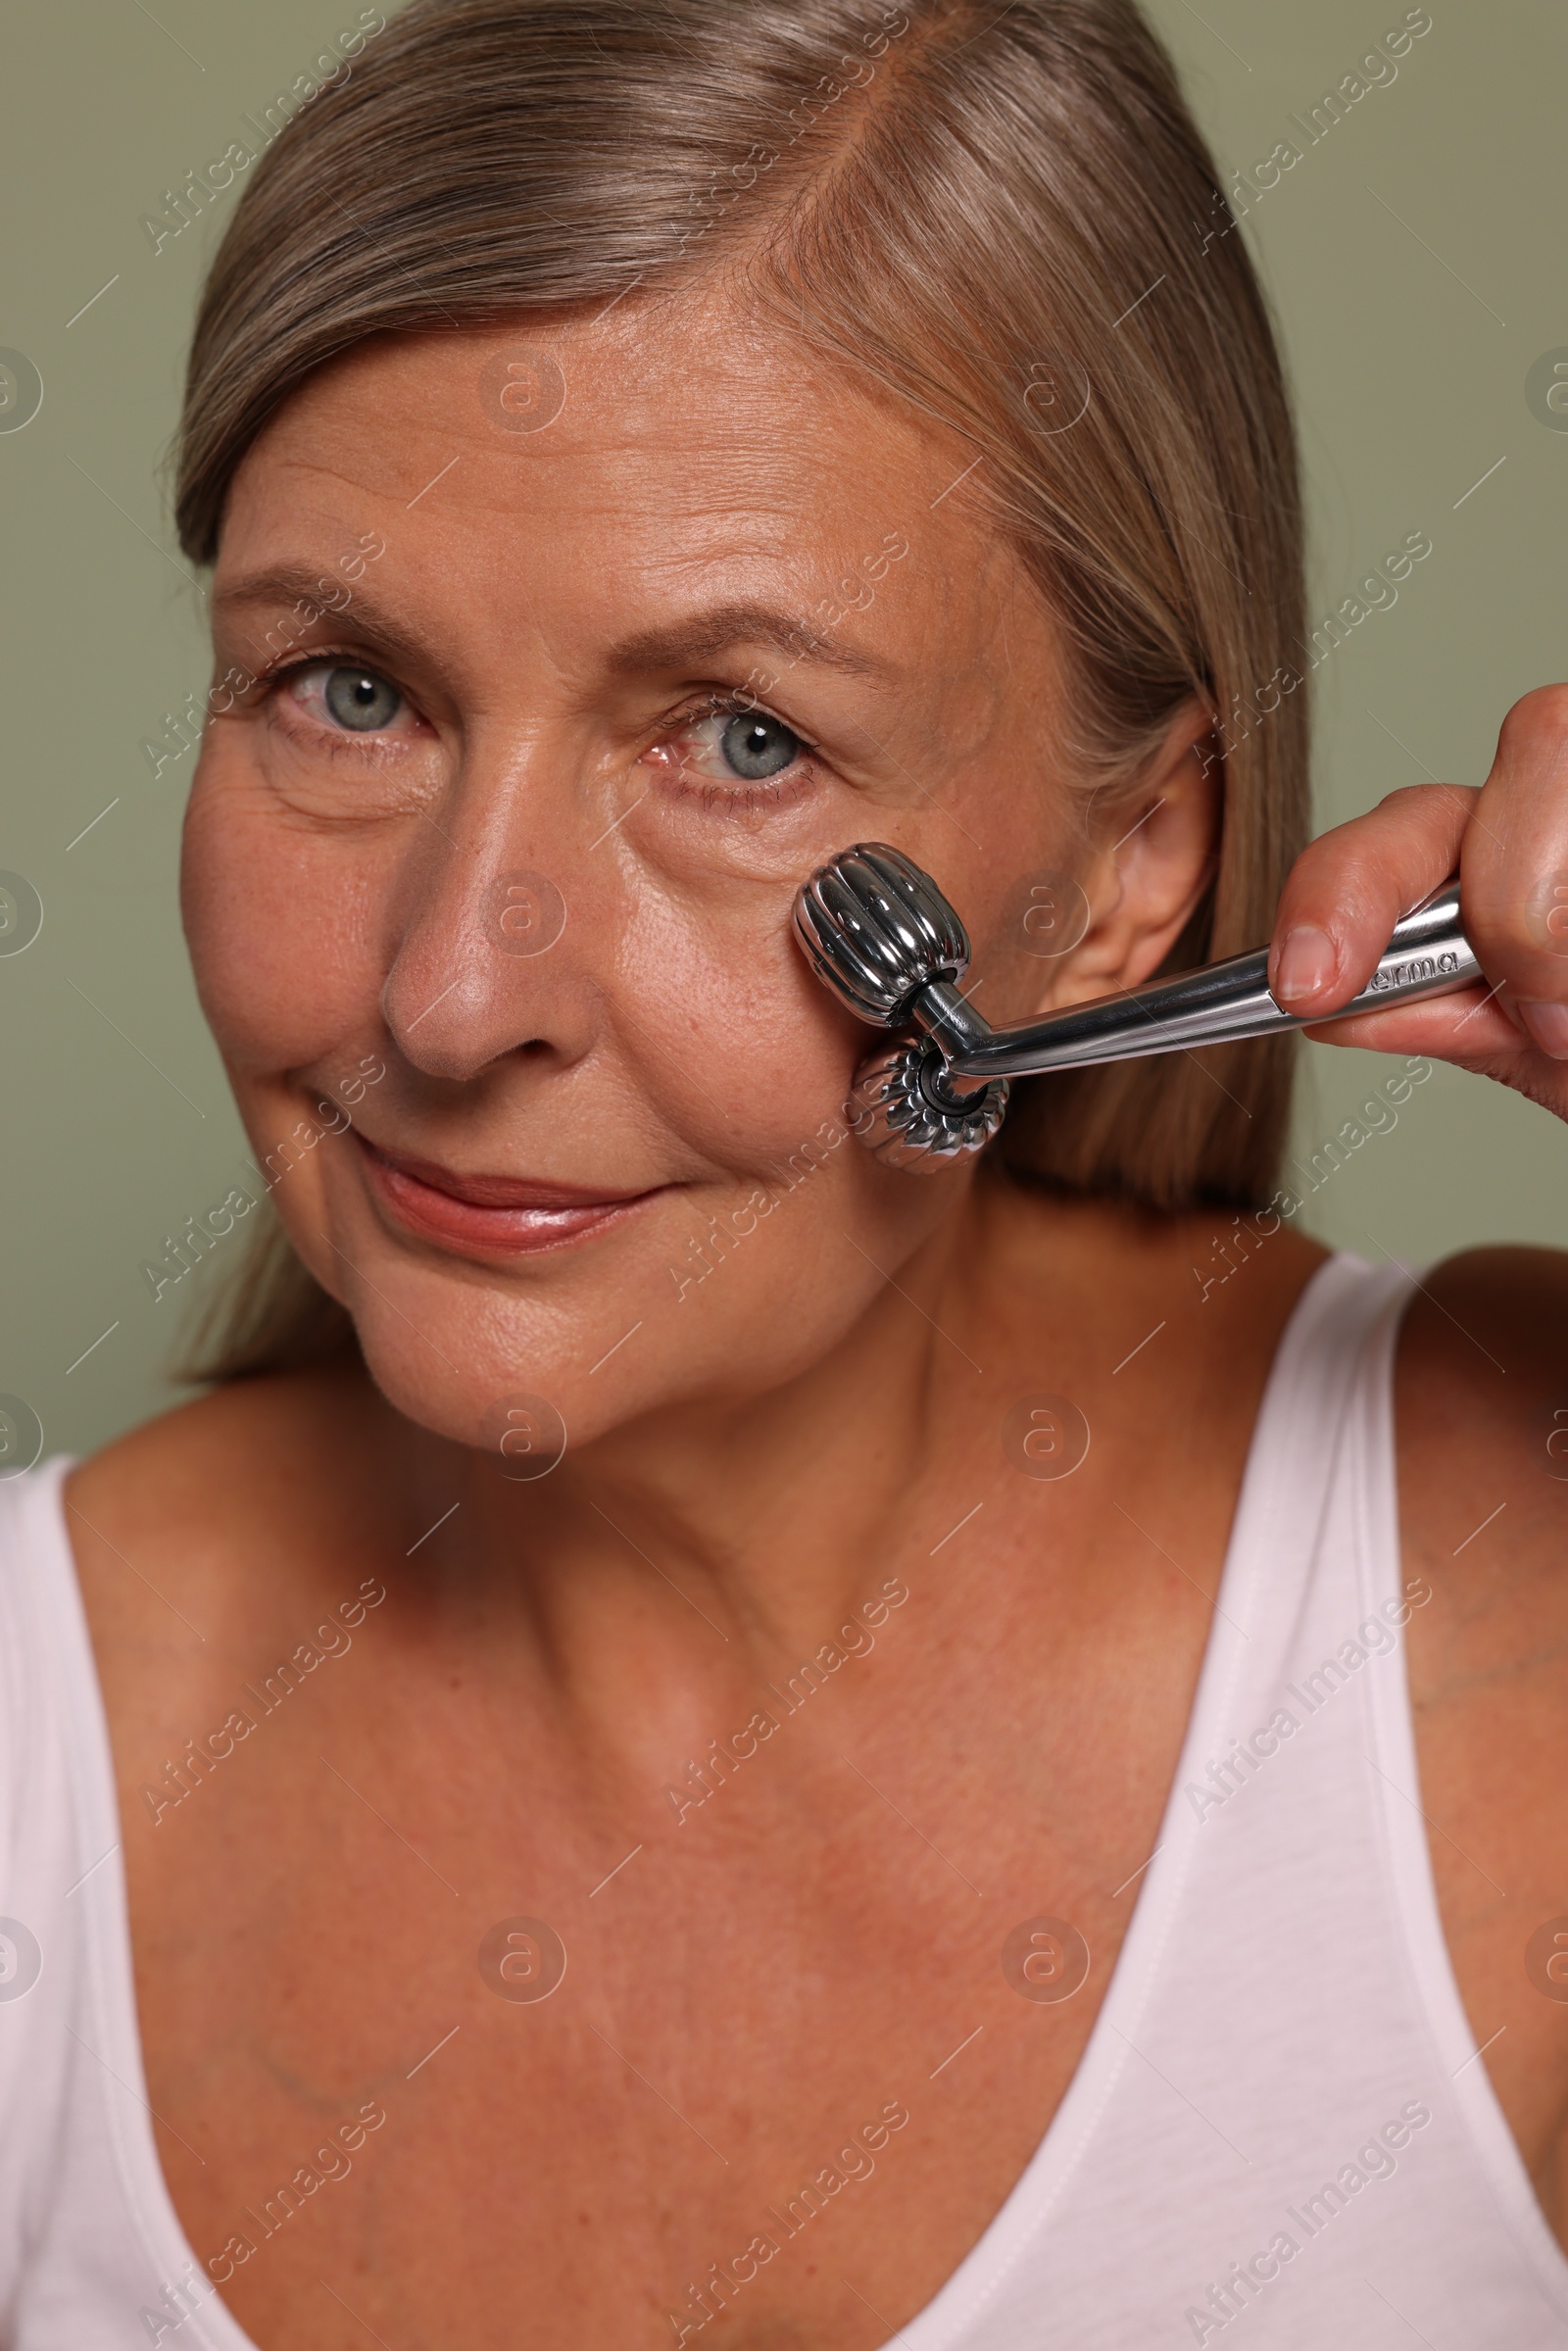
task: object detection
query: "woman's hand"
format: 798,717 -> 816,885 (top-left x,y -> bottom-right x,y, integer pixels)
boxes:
1267,684 -> 1568,1117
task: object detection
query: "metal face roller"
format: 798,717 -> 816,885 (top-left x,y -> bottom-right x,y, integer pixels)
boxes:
793,846 -> 1012,1171
793,842 -> 1481,1171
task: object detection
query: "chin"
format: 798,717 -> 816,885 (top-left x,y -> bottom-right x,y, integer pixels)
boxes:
273,1092 -> 924,1460
320,1220 -> 878,1470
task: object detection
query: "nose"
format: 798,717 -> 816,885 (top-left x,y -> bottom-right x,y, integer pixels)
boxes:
377,740 -> 607,1085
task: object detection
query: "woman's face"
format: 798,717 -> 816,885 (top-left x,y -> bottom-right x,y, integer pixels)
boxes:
183,295 -> 1124,1453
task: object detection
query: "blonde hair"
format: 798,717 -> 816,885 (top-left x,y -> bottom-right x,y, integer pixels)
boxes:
172,0 -> 1308,1382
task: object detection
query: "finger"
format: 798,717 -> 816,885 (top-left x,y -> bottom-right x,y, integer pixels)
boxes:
1267,783 -> 1476,1017
1307,986 -> 1568,1138
1302,984 -> 1517,1065
1454,684 -> 1568,1059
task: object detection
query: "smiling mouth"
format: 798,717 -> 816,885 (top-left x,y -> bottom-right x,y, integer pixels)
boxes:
356,1135 -> 665,1256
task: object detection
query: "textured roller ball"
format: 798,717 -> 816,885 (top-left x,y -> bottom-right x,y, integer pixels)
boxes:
793,843 -> 972,1028
848,1039 -> 1010,1173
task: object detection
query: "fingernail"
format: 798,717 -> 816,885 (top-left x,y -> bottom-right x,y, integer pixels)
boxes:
1273,924 -> 1338,1004
1517,1001 -> 1568,1058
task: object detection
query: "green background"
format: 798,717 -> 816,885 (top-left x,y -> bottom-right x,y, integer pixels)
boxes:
2,0 -> 1563,1459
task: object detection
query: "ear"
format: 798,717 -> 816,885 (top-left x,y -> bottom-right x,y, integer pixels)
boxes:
1037,698 -> 1219,1012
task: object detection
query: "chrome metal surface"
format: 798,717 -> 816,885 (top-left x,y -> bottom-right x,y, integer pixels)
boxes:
794,845 -> 1481,1164
941,872 -> 1477,1080
848,1038 -> 1011,1172
793,844 -> 972,1027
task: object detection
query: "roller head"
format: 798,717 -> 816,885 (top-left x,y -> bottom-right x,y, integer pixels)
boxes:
793,843 -> 970,1029
848,1039 -> 1010,1172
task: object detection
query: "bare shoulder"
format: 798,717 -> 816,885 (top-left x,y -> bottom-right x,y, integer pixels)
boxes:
65,1364 -> 393,1677
1396,1246 -> 1568,2229
70,1364 -> 375,1543
1396,1244 -> 1568,1634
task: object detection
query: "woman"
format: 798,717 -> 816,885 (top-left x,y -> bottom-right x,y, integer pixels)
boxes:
4,0 -> 1566,2343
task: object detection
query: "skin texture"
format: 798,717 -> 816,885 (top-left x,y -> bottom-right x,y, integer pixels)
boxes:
64,295 -> 1568,2348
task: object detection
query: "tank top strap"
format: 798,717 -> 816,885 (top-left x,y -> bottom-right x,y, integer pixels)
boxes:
1081,1249 -> 1419,2104
898,1249 -> 1568,2346
1205,1249 -> 1413,1734
0,1459 -> 260,2348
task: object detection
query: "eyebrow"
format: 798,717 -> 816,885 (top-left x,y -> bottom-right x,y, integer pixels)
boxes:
213,567 -> 430,669
215,574 -> 900,689
607,604 -> 900,687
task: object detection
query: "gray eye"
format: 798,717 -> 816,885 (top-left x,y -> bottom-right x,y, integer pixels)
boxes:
323,665 -> 403,731
719,711 -> 801,780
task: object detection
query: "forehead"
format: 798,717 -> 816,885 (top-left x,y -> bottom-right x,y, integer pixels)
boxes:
222,291 -> 973,566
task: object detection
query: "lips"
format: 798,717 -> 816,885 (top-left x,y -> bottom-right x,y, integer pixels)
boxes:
355,1135 -> 662,1256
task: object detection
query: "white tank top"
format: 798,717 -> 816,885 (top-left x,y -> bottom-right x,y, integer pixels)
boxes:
3,1253 -> 1568,2348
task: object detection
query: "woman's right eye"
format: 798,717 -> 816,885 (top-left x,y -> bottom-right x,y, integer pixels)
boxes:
284,661 -> 413,735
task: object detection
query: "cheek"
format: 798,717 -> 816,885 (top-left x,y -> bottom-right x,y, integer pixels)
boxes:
615,871 -> 858,1170
950,829 -> 1090,1023
181,761 -> 387,1074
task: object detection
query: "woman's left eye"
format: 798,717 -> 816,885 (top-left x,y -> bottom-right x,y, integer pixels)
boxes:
681,707 -> 807,785
286,661 -> 411,735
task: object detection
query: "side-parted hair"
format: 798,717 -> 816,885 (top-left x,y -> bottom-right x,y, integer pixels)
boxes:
172,0 -> 1308,1382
